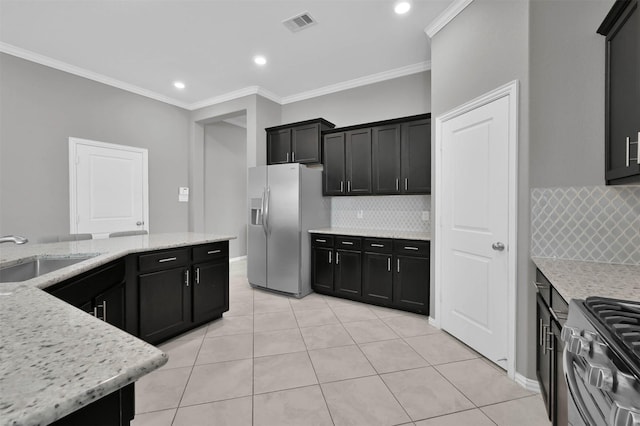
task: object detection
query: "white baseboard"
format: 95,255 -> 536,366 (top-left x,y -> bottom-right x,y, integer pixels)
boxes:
515,373 -> 541,393
230,255 -> 247,263
428,317 -> 440,328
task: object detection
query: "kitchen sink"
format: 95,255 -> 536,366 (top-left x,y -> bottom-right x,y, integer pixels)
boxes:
0,255 -> 98,283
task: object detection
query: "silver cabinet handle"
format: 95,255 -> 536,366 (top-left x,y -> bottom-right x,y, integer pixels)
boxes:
329,251 -> 332,264
336,252 -> 340,265
292,151 -> 295,162
158,257 -> 177,263
316,239 -> 326,243
541,324 -> 549,353
185,269 -> 190,287
342,241 -> 354,245
627,133 -> 640,166
397,259 -> 400,273
545,330 -> 554,353
340,181 -> 344,193
531,281 -> 550,292
207,250 -> 221,255
404,178 -> 408,191
404,246 -> 418,250
100,300 -> 107,323
396,179 -> 399,191
286,152 -> 289,162
627,136 -> 631,167
196,267 -> 200,284
550,306 -> 568,321
348,181 -> 351,192
539,318 -> 544,347
93,306 -> 98,318
371,243 -> 384,248
387,257 -> 391,272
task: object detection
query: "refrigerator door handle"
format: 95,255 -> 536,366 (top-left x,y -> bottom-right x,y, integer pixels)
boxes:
264,186 -> 271,234
261,188 -> 267,235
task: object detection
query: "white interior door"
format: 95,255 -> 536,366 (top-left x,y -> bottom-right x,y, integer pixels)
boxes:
70,138 -> 148,237
438,91 -> 515,371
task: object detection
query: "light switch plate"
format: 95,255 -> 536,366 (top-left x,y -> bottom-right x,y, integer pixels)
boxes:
179,187 -> 189,202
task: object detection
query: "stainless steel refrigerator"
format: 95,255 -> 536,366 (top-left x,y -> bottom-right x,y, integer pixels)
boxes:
248,163 -> 330,297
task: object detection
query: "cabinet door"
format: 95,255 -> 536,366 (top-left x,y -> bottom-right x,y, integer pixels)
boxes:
363,252 -> 393,303
604,0 -> 640,183
267,128 -> 292,165
401,119 -> 431,194
551,321 -> 568,426
94,281 -> 126,331
312,247 -> 334,293
335,249 -> 362,296
393,255 -> 429,313
345,128 -> 372,194
536,295 -> 552,420
292,123 -> 321,164
139,267 -> 190,344
193,261 -> 228,324
323,133 -> 346,195
372,125 -> 401,194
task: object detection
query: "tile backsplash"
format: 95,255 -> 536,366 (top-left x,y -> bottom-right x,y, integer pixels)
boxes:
531,186 -> 640,265
331,195 -> 431,232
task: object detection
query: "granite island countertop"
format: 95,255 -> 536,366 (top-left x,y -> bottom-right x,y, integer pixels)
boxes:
0,232 -> 236,426
532,257 -> 640,303
309,227 -> 431,241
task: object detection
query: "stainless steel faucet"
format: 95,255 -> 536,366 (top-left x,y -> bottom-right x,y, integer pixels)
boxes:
0,235 -> 29,244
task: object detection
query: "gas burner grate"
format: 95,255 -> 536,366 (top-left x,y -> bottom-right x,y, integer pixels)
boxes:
585,297 -> 640,361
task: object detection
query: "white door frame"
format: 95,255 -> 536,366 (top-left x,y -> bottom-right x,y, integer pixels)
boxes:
69,137 -> 149,236
433,80 -> 519,378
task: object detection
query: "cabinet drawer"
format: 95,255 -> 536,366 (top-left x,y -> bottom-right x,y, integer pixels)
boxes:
551,286 -> 568,322
138,248 -> 189,273
363,238 -> 392,253
393,240 -> 429,257
535,269 -> 552,307
336,236 -> 362,250
311,234 -> 334,248
192,242 -> 228,263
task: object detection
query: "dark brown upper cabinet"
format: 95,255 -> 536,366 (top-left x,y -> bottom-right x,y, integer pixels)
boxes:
266,118 -> 335,165
598,0 -> 640,185
324,114 -> 430,196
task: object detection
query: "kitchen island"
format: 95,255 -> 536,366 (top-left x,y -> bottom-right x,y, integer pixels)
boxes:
0,232 -> 235,426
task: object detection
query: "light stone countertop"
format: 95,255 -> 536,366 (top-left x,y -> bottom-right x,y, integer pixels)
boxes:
309,227 -> 431,241
532,257 -> 640,303
0,232 -> 235,426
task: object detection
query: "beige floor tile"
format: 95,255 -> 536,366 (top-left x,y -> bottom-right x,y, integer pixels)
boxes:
323,296 -> 363,308
299,323 -> 356,350
205,315 -> 253,338
289,293 -> 329,311
414,409 -> 495,426
381,367 -> 474,421
173,396 -> 252,426
321,375 -> 411,426
359,339 -> 429,373
253,289 -> 289,301
253,310 -> 299,332
293,307 -> 340,328
131,408 -> 176,426
332,304 -> 379,322
481,395 -> 551,426
254,296 -> 293,314
172,324 -> 208,341
405,333 -> 479,365
368,305 -> 409,319
226,301 -> 254,317
180,359 -> 253,406
254,328 -> 306,357
435,358 -> 534,406
254,352 -> 318,394
382,315 -> 440,338
135,366 -> 191,413
343,319 -> 399,343
308,345 -> 376,383
253,385 -> 333,426
157,337 -> 202,370
196,333 -> 253,364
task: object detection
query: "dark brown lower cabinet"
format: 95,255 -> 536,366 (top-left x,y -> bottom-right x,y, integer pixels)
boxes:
393,254 -> 429,313
192,260 -> 228,324
363,252 -> 393,303
50,383 -> 134,426
312,246 -> 334,292
335,249 -> 362,296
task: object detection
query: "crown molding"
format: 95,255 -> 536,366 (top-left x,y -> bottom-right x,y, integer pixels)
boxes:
424,0 -> 475,38
280,61 -> 431,105
0,42 -> 191,109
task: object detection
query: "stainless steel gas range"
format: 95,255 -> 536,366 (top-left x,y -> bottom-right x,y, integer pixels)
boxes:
562,297 -> 640,426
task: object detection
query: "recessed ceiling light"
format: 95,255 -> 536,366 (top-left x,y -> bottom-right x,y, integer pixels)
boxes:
394,1 -> 411,14
254,55 -> 267,66
173,81 -> 185,89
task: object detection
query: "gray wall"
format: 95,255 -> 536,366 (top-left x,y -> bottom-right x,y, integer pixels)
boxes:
430,0 -> 533,377
0,53 -> 191,241
529,0 -> 611,187
282,71 -> 431,127
204,121 -> 247,258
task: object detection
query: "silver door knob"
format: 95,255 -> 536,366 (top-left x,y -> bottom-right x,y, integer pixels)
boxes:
136,221 -> 144,226
492,242 -> 505,251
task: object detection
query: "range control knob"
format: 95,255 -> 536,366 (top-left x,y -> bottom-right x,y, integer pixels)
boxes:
586,364 -> 614,392
561,325 -> 581,342
568,335 -> 591,357
610,403 -> 640,426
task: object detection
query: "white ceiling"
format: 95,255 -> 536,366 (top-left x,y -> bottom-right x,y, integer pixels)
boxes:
0,0 -> 451,110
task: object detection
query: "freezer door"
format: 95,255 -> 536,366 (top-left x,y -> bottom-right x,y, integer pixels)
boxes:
266,164 -> 301,294
248,166 -> 267,287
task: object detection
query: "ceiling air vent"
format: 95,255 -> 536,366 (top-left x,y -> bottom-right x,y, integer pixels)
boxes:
282,12 -> 317,33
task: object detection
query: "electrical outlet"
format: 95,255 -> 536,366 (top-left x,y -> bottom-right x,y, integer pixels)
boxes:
357,210 -> 364,219
422,210 -> 429,221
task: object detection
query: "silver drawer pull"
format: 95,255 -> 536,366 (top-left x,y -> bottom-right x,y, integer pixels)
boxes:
550,307 -> 568,321
207,250 -> 221,255
404,246 -> 418,250
158,257 -> 177,263
530,281 -> 550,292
371,243 -> 384,248
387,258 -> 391,271
316,239 -> 326,243
342,241 -> 354,245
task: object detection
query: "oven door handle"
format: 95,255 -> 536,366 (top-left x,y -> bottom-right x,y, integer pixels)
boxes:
564,347 -> 599,426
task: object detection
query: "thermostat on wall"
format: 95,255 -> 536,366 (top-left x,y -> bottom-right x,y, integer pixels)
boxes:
179,187 -> 189,202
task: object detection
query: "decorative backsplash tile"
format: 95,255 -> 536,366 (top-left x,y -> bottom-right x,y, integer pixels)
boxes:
531,186 -> 640,265
331,195 -> 431,232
